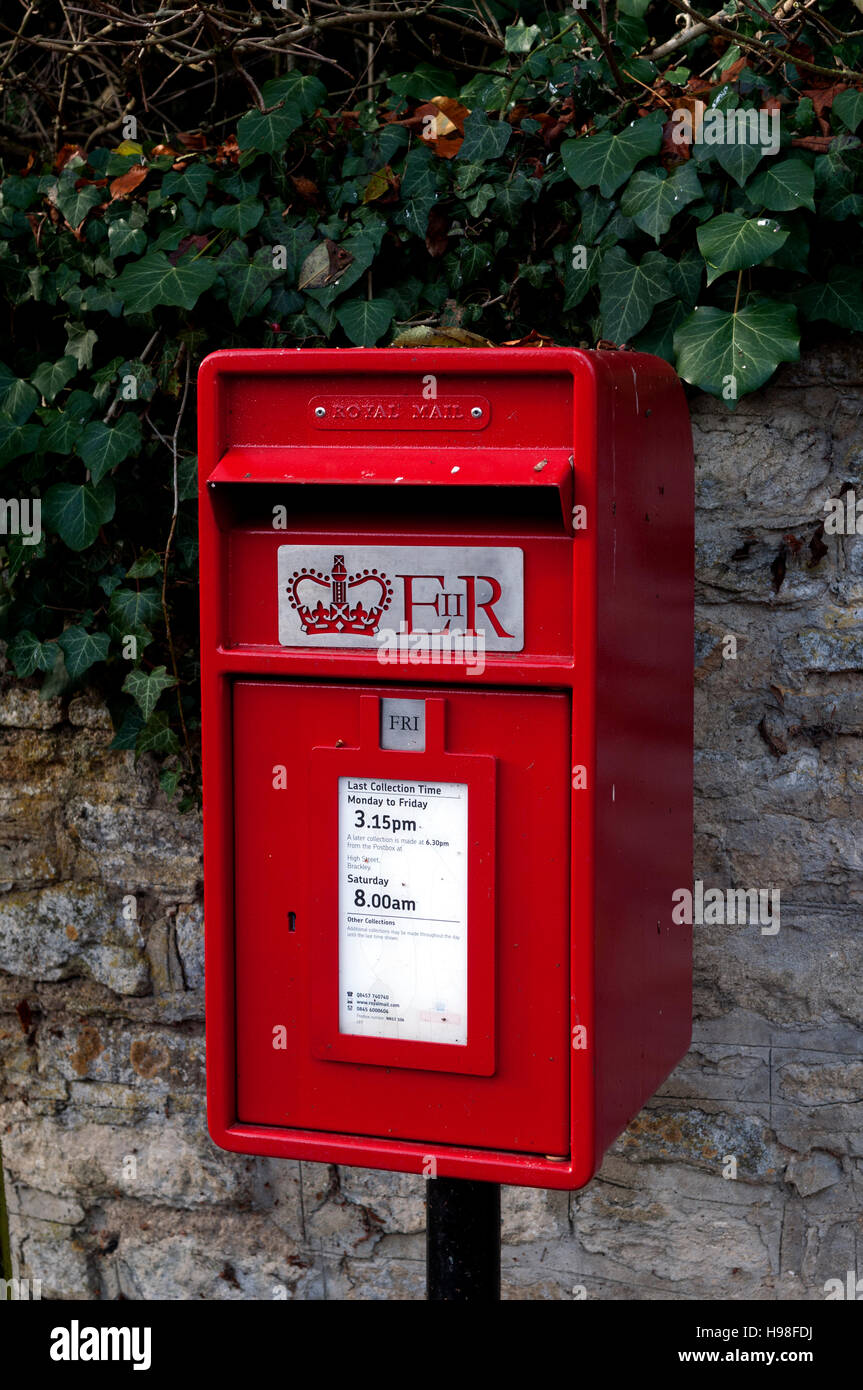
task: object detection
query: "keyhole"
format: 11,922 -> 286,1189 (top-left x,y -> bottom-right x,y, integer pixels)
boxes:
287,911 -> 296,933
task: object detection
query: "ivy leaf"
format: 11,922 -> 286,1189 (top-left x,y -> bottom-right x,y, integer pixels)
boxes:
668,247 -> 703,307
598,246 -> 673,342
492,174 -> 538,223
63,389 -> 97,422
4,531 -> 43,583
259,220 -> 313,282
77,412 -> 142,483
454,162 -> 485,195
674,302 -> 799,407
114,251 -> 218,312
578,189 -> 615,245
451,241 -> 493,287
212,198 -> 264,235
64,321 -> 99,370
464,182 -> 496,217
39,409 -> 85,455
98,571 -> 123,598
504,20 -> 541,53
363,165 -> 398,204
43,479 -> 115,550
746,158 -> 815,212
288,311 -> 329,340
814,139 -> 863,220
122,664 -> 177,721
0,175 -> 41,211
0,421 -> 41,465
108,586 -> 162,635
262,72 -> 326,115
7,630 -> 58,677
620,161 -> 702,241
161,163 -> 210,207
135,710 -> 181,759
833,89 -> 863,134
561,116 -> 664,197
218,243 -> 281,325
113,357 -> 157,404
398,147 -> 443,236
519,262 -> 550,289
56,625 -> 110,678
797,266 -> 863,330
0,362 -> 38,422
714,139 -> 763,188
177,454 -> 198,502
614,14 -> 650,54
269,287 -> 306,317
148,224 -> 192,255
31,356 -> 77,403
237,103 -> 302,154
632,299 -> 692,363
127,549 -> 162,578
108,703 -> 144,751
159,766 -> 182,800
559,244 -> 601,310
54,181 -> 102,228
458,110 -> 512,161
389,65 -> 457,101
335,297 -> 394,346
39,647 -> 70,701
108,216 -> 147,258
696,213 -> 789,285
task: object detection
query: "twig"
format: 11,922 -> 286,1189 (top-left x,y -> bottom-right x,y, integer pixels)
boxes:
104,330 -> 161,424
648,7 -> 734,61
665,0 -> 863,81
0,0 -> 37,79
161,350 -> 193,771
579,8 -> 631,98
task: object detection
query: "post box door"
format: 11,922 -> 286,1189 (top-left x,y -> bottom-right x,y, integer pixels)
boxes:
233,680 -> 571,1157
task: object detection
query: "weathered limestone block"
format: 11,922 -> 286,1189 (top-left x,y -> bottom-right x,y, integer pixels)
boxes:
0,683 -> 64,729
174,902 -> 204,990
1,1110 -> 263,1210
64,799 -> 202,895
0,886 -> 149,994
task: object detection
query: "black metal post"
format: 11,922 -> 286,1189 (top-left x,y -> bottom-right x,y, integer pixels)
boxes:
426,1177 -> 501,1301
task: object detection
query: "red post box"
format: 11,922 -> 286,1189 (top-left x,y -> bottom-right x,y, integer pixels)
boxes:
198,347 -> 693,1189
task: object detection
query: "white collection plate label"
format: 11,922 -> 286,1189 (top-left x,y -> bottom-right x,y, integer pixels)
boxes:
338,776 -> 468,1045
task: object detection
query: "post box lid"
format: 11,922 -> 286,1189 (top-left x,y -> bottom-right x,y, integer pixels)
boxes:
206,446 -> 574,522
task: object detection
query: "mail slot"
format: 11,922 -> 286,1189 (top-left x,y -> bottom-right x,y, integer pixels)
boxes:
198,346 -> 694,1189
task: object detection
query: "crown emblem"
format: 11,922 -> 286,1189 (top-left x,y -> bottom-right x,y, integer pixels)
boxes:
286,554 -> 394,635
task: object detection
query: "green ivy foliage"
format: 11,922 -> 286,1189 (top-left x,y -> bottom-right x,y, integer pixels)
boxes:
0,8 -> 862,797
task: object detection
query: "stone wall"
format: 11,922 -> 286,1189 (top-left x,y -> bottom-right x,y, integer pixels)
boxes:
1,344 -> 861,1300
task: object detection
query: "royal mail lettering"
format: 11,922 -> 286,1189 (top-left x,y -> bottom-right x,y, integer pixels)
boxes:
410,402 -> 464,421
331,401 -> 401,421
309,395 -> 489,431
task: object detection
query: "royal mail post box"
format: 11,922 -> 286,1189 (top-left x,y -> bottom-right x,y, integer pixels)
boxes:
198,347 -> 693,1189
